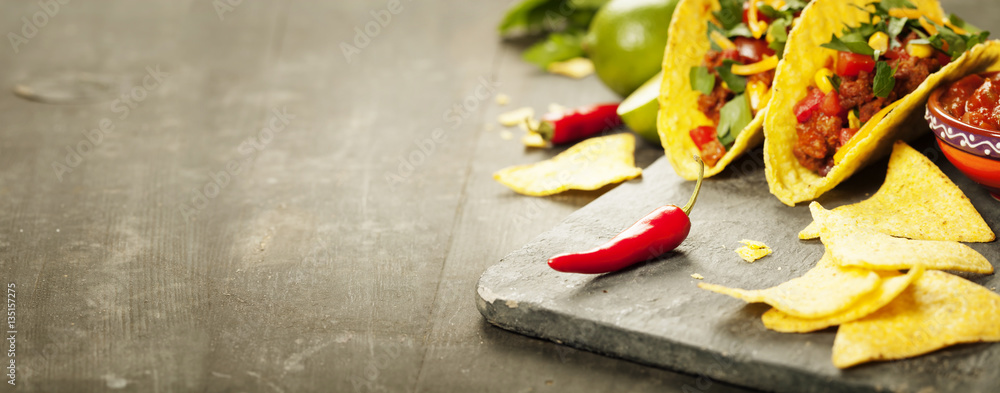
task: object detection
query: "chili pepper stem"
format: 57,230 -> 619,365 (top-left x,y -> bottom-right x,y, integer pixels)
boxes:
681,156 -> 705,215
522,117 -> 554,141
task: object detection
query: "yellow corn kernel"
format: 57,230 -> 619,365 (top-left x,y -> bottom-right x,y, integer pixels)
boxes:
907,42 -> 933,58
731,55 -> 779,76
868,32 -> 889,54
848,110 -> 860,129
814,68 -> 835,94
889,8 -> 923,19
710,30 -> 736,50
945,19 -> 968,35
871,15 -> 881,25
747,81 -> 770,111
771,0 -> 785,8
919,17 -> 938,36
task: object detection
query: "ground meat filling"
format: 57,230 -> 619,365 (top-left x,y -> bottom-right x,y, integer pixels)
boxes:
698,83 -> 732,124
793,112 -> 842,175
793,32 -> 945,175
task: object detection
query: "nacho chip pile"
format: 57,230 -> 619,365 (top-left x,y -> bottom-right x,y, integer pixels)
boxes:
699,142 -> 999,368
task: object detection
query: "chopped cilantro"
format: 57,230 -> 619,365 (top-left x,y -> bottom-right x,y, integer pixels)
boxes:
829,74 -> 842,93
822,34 -> 875,56
872,61 -> 896,98
690,66 -> 715,95
717,94 -> 752,147
713,0 -> 744,31
715,60 -> 747,94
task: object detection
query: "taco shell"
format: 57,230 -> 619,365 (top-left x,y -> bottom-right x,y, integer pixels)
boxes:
658,0 -> 769,180
763,0 -> 1000,205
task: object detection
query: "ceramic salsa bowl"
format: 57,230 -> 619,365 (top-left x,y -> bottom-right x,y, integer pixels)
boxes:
926,73 -> 1000,200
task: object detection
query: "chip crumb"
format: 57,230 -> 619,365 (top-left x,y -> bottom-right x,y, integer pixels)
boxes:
522,132 -> 547,148
691,273 -> 704,280
735,239 -> 772,263
498,107 -> 535,127
500,129 -> 513,140
546,57 -> 595,79
496,93 -> 510,106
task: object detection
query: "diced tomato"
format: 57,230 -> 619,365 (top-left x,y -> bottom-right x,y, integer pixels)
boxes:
836,51 -> 877,77
742,2 -> 772,25
935,50 -> 952,67
884,45 -> 909,60
734,37 -> 775,64
689,125 -> 718,148
794,87 -> 826,123
819,90 -> 843,118
837,128 -> 859,149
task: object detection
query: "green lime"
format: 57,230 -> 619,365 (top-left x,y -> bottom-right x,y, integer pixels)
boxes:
618,71 -> 662,143
584,0 -> 678,97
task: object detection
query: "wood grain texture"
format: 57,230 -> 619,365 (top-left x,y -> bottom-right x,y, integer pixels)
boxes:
0,0 -> 994,392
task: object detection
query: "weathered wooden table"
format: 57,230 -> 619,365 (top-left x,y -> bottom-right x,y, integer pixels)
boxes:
0,1 -> 994,392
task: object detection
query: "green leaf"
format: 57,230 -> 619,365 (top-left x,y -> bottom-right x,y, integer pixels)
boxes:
716,60 -> 747,94
717,94 -> 752,147
829,74 -> 842,93
713,0 -> 744,30
690,66 -> 716,95
887,17 -> 908,47
521,30 -> 586,68
879,0 -> 916,11
497,0 -> 608,37
822,34 -> 876,56
872,61 -> 896,98
766,18 -> 791,59
948,13 -> 983,34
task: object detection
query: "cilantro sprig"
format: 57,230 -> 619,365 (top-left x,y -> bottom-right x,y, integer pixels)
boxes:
821,0 -> 988,62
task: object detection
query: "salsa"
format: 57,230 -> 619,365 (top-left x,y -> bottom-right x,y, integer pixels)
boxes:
940,72 -> 1000,130
790,1 -> 989,176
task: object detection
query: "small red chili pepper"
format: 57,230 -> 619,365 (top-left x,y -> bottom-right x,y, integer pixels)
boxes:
548,156 -> 705,274
533,103 -> 622,144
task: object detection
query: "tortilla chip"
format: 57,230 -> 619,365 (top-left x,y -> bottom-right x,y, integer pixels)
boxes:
493,133 -> 642,196
816,210 -> 993,273
763,0 -> 1000,205
735,239 -> 772,263
698,252 -> 880,318
799,142 -> 994,241
657,0 -> 769,180
832,270 -> 1000,368
498,107 -> 535,127
546,57 -> 595,79
762,266 -> 923,333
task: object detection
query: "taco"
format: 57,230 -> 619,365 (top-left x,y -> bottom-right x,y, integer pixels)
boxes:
763,0 -> 999,205
659,0 -> 810,179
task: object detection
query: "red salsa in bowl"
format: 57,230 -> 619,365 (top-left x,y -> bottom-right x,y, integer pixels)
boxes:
926,71 -> 1000,199
939,72 -> 1000,130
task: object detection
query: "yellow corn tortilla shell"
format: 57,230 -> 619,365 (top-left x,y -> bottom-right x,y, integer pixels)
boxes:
814,208 -> 993,273
698,252 -> 880,318
763,0 -> 1000,205
832,270 -> 1000,368
658,0 -> 769,180
799,142 -> 994,241
762,266 -> 923,333
493,133 -> 642,196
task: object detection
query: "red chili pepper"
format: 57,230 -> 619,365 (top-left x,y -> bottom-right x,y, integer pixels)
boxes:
535,103 -> 622,144
548,156 -> 705,274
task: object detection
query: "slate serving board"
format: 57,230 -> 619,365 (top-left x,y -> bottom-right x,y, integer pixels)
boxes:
476,137 -> 1000,393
